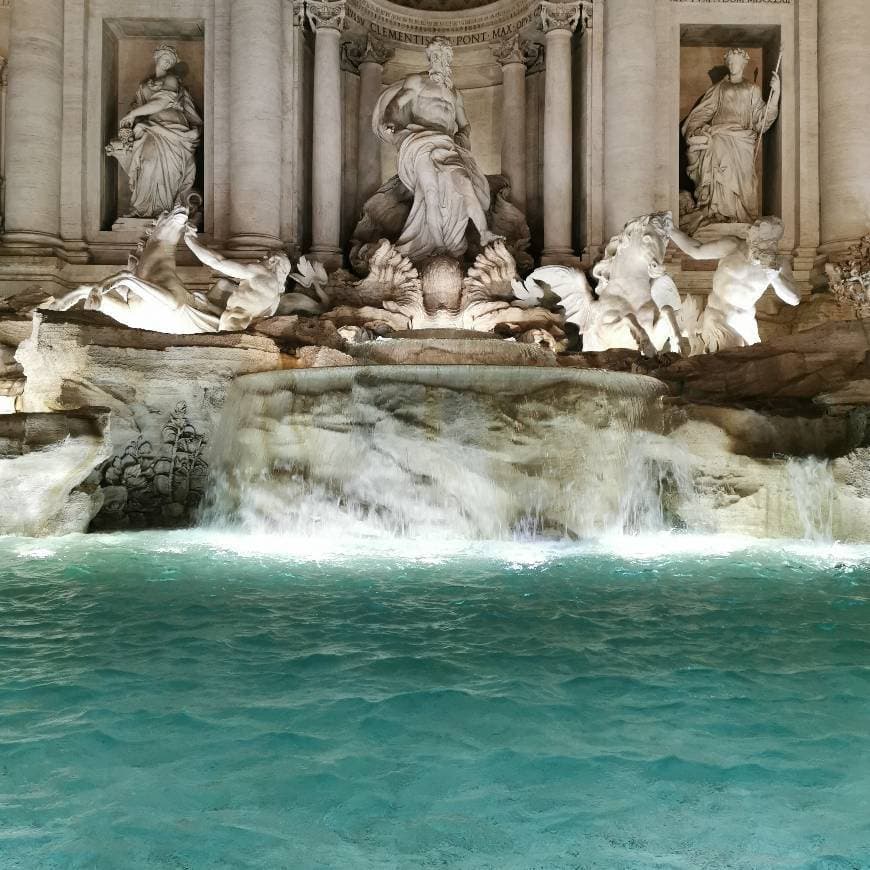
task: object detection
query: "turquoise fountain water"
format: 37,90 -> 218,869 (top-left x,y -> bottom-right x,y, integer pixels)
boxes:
4,363 -> 869,868
2,531 -> 870,868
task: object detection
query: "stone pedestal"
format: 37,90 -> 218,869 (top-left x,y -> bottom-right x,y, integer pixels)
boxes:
540,2 -> 584,264
227,0 -> 284,253
494,37 -> 529,211
602,0 -> 657,239
2,0 -> 64,253
308,1 -> 346,271
819,0 -> 870,257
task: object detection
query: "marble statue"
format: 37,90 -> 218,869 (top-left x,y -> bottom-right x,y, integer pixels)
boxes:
106,44 -> 203,219
183,230 -> 292,331
669,217 -> 800,352
45,207 -> 220,333
522,213 -> 686,356
45,208 -> 320,334
681,48 -> 781,234
372,37 -> 501,261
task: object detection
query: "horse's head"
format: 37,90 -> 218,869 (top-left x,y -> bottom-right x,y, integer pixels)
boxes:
149,206 -> 191,246
593,211 -> 673,295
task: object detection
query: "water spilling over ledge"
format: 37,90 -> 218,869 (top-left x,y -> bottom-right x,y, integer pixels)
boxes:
203,365 -> 670,540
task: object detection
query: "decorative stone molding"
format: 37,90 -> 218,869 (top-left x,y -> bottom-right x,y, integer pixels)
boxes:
307,0 -> 347,32
342,34 -> 393,71
292,0 -> 306,26
493,34 -> 524,66
538,0 -> 587,35
826,236 -> 870,317
523,41 -> 544,72
360,34 -> 393,65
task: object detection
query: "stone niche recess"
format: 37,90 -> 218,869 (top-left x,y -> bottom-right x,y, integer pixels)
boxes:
101,19 -> 205,231
679,24 -> 783,231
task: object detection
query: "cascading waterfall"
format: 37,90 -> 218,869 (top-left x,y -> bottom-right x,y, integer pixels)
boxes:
786,456 -> 837,543
200,364 -> 705,541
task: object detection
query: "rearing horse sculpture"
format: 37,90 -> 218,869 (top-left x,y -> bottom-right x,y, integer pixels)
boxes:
46,206 -> 221,334
520,212 -> 687,356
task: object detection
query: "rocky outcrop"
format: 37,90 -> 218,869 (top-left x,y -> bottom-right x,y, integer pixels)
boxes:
0,409 -> 111,536
16,310 -> 290,530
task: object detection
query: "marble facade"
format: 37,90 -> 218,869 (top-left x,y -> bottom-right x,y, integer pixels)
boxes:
0,0 -> 863,307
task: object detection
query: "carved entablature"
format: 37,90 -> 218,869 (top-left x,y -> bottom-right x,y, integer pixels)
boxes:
338,0 -> 558,48
307,0 -> 347,32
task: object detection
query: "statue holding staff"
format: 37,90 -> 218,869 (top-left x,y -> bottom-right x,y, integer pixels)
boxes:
681,48 -> 781,234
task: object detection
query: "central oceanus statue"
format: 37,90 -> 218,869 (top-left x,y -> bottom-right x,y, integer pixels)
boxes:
521,212 -> 688,355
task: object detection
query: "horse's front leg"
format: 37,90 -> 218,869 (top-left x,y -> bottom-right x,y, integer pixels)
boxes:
658,304 -> 690,356
43,285 -> 96,312
625,312 -> 657,358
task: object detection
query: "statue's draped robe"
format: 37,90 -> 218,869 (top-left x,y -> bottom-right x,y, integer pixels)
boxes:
374,81 -> 490,261
682,79 -> 776,225
128,79 -> 202,218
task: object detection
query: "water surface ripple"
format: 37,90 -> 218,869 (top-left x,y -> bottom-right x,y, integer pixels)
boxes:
1,532 -> 869,868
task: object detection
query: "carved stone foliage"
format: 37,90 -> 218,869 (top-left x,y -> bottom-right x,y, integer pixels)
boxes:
826,236 -> 870,317
538,0 -> 587,34
342,35 -> 393,71
91,402 -> 208,531
306,0 -> 347,31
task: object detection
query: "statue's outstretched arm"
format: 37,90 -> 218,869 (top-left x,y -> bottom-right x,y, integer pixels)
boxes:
185,232 -> 254,282
669,227 -> 738,261
769,260 -> 800,306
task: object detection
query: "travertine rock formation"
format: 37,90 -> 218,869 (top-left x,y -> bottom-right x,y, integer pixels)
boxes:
0,409 -> 110,536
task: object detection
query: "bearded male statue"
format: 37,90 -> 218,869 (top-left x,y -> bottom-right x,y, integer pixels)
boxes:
372,37 -> 502,261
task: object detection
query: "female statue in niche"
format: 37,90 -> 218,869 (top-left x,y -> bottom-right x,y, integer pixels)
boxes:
681,48 -> 780,234
107,43 -> 202,219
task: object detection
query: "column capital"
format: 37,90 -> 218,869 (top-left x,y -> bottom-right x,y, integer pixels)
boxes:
493,35 -> 524,66
538,1 -> 588,35
342,34 -> 393,71
306,0 -> 346,32
292,0 -> 307,26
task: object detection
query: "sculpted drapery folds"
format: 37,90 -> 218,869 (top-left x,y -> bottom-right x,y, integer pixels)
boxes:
373,37 -> 501,261
108,44 -> 203,219
682,48 -> 780,233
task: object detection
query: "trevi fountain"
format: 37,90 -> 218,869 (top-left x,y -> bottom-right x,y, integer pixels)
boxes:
1,0 -> 870,866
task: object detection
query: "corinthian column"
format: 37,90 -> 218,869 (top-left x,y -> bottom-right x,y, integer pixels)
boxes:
539,1 -> 584,264
228,0 -> 283,252
494,36 -> 529,211
2,0 -> 64,252
355,37 -> 393,212
308,0 -> 346,270
819,0 -> 870,255
602,0 -> 657,238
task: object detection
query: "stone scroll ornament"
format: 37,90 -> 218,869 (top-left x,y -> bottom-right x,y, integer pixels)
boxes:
680,47 -> 782,235
106,44 -> 203,219
42,208 -> 330,334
